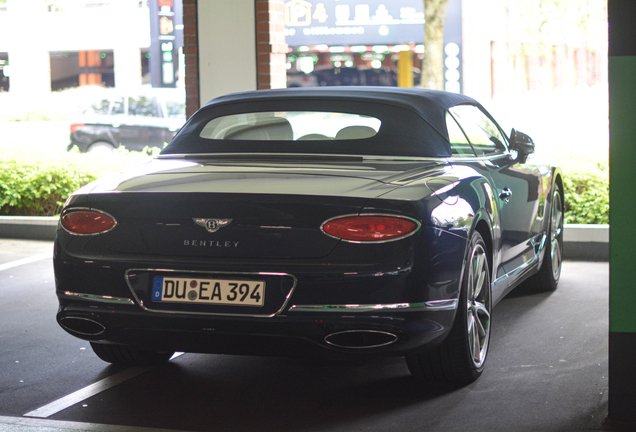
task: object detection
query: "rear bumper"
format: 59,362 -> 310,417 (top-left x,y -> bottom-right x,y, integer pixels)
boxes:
54,224 -> 467,358
56,295 -> 456,358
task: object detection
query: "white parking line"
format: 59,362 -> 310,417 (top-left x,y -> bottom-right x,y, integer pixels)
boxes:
1,415 -> 193,431
0,252 -> 52,272
23,353 -> 184,419
23,367 -> 152,418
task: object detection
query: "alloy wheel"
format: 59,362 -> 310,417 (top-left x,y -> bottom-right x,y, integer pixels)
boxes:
467,243 -> 491,369
550,188 -> 564,281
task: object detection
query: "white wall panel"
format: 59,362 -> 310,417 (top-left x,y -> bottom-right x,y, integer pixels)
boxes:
197,0 -> 257,103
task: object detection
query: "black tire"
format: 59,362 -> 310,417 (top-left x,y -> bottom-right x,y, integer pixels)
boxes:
523,183 -> 564,292
407,231 -> 492,384
90,342 -> 174,366
87,141 -> 115,155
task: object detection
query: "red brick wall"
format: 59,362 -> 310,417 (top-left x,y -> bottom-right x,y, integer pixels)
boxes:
182,0 -> 199,118
182,0 -> 287,118
255,0 -> 288,90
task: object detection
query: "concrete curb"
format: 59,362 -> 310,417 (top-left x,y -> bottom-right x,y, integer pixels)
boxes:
0,217 -> 609,261
0,216 -> 59,241
563,223 -> 609,261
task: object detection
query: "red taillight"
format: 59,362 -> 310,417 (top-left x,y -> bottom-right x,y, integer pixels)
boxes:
321,215 -> 419,243
61,210 -> 117,235
70,123 -> 85,133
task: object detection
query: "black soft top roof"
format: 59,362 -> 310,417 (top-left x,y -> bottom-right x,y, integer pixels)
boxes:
204,87 -> 478,136
162,87 -> 481,158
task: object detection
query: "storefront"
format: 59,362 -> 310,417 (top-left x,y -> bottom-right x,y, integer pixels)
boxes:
283,0 -> 462,91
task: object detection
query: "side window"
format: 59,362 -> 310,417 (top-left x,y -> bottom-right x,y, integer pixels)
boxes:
128,96 -> 159,117
446,112 -> 475,157
85,99 -> 110,115
110,97 -> 125,116
448,105 -> 506,156
164,100 -> 186,119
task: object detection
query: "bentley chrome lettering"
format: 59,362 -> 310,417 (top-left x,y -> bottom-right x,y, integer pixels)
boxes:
184,240 -> 240,248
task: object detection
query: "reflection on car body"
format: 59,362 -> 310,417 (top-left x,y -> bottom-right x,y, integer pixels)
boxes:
67,90 -> 185,154
54,87 -> 563,385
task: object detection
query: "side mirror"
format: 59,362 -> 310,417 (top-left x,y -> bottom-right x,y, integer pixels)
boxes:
509,129 -> 535,163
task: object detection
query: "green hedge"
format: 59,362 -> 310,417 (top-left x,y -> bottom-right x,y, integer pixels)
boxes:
563,166 -> 609,225
0,148 -> 156,216
0,149 -> 609,224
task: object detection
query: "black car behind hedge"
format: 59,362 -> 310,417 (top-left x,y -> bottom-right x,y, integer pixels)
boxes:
68,90 -> 185,154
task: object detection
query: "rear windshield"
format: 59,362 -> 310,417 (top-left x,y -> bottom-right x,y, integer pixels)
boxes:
162,99 -> 451,158
199,111 -> 381,141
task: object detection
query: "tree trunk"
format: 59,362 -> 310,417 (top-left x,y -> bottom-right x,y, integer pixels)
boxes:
422,0 -> 450,90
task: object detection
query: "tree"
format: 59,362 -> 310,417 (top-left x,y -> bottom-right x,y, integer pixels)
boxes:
421,0 -> 450,90
497,0 -> 593,57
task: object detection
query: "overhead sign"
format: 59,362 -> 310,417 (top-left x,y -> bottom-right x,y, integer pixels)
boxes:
284,0 -> 425,46
149,0 -> 183,88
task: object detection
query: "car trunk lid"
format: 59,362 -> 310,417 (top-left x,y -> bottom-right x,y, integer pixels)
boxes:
70,157 -> 441,259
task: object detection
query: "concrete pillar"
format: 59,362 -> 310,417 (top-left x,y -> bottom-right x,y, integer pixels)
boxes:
113,0 -> 143,90
255,0 -> 287,90
608,0 -> 636,426
196,0 -> 257,105
6,0 -> 51,95
182,0 -> 199,118
182,0 -> 288,118
114,46 -> 142,90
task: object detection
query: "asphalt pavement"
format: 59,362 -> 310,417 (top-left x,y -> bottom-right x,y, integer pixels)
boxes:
0,239 -> 616,432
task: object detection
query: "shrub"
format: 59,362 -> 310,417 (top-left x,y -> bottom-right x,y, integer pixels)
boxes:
0,148 -> 157,216
563,164 -> 609,225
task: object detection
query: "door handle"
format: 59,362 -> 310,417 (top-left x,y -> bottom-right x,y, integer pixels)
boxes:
499,187 -> 512,203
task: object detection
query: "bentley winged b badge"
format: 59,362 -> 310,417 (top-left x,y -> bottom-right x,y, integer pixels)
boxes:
193,218 -> 233,233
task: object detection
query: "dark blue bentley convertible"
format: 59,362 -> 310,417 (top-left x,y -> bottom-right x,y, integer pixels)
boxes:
54,87 -> 563,384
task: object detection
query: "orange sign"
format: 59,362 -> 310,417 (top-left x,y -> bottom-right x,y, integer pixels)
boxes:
160,16 -> 174,35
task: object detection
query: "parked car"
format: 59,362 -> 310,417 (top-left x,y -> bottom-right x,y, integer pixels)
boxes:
286,70 -> 319,87
287,66 -> 419,88
359,67 -> 393,86
312,66 -> 363,86
67,90 -> 186,154
55,87 -> 563,384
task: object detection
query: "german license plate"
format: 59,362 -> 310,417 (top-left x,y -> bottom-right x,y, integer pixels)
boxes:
152,277 -> 265,306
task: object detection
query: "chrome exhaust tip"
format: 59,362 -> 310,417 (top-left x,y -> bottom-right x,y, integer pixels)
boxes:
59,316 -> 106,337
324,330 -> 399,349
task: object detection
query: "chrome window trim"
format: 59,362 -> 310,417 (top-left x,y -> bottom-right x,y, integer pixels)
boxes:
446,151 -> 515,164
57,291 -> 135,305
287,299 -> 458,313
124,268 -> 298,318
155,152 -> 447,162
320,213 -> 422,244
157,151 -> 518,165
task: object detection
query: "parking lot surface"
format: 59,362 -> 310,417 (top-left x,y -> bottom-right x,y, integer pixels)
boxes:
0,239 -> 610,432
